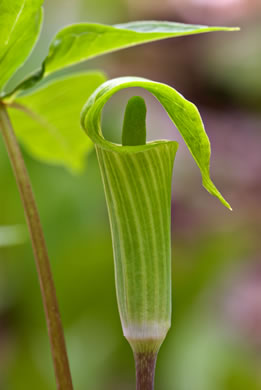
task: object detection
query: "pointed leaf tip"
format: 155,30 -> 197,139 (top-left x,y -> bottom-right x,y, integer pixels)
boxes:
7,20 -> 240,96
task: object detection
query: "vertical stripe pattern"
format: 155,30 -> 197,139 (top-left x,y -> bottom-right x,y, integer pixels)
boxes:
81,77 -> 231,352
96,141 -> 177,345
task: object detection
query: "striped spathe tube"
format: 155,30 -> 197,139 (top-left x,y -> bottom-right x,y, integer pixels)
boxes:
81,77 -> 231,357
96,140 -> 177,353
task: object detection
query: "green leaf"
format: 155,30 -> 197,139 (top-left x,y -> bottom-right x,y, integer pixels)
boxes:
0,0 -> 43,93
81,76 -> 231,209
80,77 -> 231,352
44,21 -> 239,76
11,21 -> 239,95
8,72 -> 106,172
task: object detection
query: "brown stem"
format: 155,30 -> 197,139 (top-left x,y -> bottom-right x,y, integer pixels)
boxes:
134,352 -> 158,390
0,102 -> 73,390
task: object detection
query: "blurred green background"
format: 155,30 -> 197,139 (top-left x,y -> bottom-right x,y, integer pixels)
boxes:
1,0 -> 261,389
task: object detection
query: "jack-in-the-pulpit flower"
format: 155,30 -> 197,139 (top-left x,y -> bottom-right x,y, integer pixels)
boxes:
81,77 -> 231,390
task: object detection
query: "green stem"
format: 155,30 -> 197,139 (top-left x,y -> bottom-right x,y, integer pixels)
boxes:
0,102 -> 73,390
134,351 -> 158,390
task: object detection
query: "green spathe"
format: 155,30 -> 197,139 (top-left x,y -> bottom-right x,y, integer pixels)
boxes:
96,142 -> 177,352
81,77 -> 231,352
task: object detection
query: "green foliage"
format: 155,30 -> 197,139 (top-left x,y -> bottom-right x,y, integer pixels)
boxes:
42,22 -> 238,78
0,2 -> 242,388
0,0 -> 43,93
8,72 -> 106,172
7,21 -> 238,97
122,96 -> 146,146
0,4 -> 238,171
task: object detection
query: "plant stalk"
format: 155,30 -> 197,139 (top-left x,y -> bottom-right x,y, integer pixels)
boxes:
0,102 -> 73,390
134,351 -> 158,390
